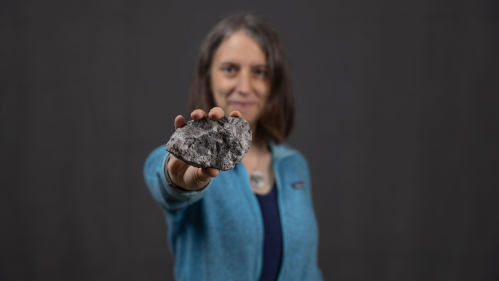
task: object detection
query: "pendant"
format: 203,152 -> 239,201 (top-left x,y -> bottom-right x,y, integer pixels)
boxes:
250,170 -> 266,189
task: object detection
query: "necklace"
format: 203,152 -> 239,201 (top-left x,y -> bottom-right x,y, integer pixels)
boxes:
250,170 -> 266,189
250,150 -> 266,189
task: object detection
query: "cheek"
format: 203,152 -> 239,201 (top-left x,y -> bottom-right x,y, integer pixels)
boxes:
212,75 -> 233,95
212,92 -> 225,110
210,76 -> 222,101
256,81 -> 271,102
219,80 -> 235,93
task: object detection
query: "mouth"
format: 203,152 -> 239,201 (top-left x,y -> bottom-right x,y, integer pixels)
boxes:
229,101 -> 256,109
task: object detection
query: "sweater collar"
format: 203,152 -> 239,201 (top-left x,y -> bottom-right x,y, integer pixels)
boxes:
269,141 -> 297,163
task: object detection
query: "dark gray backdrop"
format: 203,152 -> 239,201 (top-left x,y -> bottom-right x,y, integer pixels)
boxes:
1,0 -> 498,280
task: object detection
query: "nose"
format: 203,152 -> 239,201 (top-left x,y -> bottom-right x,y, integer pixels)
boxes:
235,71 -> 251,95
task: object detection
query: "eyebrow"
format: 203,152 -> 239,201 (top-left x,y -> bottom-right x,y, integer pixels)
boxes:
219,61 -> 268,68
252,64 -> 268,69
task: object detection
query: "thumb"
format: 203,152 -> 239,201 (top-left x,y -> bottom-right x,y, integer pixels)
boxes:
196,168 -> 219,184
199,167 -> 220,179
186,166 -> 220,190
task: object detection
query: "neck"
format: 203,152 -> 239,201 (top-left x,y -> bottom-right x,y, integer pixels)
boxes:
244,123 -> 268,160
248,123 -> 267,153
244,124 -> 273,192
248,139 -> 267,155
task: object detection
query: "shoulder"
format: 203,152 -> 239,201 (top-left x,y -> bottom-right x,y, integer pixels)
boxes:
271,142 -> 309,169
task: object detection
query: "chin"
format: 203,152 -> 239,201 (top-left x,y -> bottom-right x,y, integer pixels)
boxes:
242,116 -> 258,129
225,106 -> 258,127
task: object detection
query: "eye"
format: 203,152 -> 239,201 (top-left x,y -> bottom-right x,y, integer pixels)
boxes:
254,69 -> 267,78
222,66 -> 237,75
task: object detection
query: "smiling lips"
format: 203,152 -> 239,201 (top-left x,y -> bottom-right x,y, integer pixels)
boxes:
230,101 -> 256,110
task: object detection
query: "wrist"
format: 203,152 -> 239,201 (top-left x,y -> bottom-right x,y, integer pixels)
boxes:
165,154 -> 209,192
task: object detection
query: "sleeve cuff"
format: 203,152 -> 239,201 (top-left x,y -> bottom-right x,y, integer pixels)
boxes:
160,153 -> 212,203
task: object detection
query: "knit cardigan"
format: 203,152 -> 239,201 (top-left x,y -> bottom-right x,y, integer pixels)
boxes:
143,142 -> 323,281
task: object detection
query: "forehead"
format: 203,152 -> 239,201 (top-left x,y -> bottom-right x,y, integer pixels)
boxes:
213,31 -> 267,65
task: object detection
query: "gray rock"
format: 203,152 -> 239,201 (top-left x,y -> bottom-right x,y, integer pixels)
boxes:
165,116 -> 252,171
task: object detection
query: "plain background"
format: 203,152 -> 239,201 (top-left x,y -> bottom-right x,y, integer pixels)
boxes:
1,0 -> 499,280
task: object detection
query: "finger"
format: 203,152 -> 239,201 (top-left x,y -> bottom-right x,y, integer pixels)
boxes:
229,110 -> 242,117
174,115 -> 187,130
191,109 -> 207,120
209,107 -> 225,120
201,167 -> 220,178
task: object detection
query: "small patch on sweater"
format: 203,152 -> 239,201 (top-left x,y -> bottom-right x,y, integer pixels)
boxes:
292,181 -> 305,189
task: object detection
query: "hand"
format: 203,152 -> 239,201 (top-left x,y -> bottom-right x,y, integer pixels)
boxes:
166,107 -> 243,191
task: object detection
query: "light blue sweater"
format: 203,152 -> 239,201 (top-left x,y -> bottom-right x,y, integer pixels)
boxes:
143,142 -> 323,281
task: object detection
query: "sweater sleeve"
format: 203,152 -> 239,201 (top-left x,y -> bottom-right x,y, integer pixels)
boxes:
143,145 -> 211,211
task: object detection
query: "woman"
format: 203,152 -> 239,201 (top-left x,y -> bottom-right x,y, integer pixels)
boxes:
144,15 -> 323,281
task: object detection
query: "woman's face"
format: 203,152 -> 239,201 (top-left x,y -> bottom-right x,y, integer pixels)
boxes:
210,30 -> 271,128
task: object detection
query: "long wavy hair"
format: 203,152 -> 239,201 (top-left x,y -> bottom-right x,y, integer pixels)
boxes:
188,14 -> 295,144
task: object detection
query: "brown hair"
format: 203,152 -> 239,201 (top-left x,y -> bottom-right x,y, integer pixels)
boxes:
188,14 -> 295,144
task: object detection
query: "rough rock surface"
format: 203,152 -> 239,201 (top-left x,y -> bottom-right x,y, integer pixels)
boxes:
165,116 -> 252,171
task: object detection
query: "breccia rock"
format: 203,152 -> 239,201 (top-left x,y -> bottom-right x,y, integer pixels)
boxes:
165,116 -> 252,171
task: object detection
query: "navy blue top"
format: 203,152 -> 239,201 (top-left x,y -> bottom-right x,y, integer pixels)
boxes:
255,184 -> 283,281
